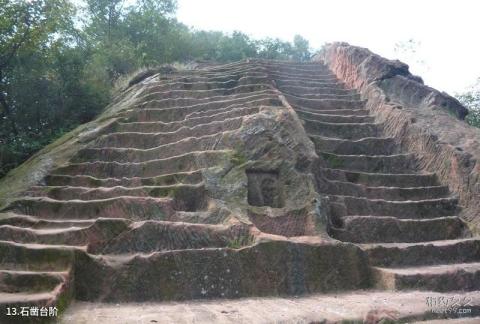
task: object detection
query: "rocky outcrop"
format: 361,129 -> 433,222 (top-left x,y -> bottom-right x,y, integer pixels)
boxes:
0,60 -> 373,322
0,56 -> 479,322
316,42 -> 480,233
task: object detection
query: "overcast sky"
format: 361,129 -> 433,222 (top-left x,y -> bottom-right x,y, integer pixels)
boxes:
177,0 -> 480,95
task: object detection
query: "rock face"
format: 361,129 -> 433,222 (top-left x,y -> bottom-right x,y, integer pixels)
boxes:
317,42 -> 480,233
0,55 -> 479,322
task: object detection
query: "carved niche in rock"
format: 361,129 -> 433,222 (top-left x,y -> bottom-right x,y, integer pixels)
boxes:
246,170 -> 284,208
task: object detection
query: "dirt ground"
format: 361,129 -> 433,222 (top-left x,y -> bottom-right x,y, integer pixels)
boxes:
58,290 -> 479,324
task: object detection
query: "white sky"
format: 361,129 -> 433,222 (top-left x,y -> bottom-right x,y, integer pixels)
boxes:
177,0 -> 480,95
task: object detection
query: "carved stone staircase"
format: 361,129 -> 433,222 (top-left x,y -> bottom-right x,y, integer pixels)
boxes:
0,59 -> 479,323
270,61 -> 480,293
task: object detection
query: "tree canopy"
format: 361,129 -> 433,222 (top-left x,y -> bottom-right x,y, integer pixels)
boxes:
456,79 -> 480,128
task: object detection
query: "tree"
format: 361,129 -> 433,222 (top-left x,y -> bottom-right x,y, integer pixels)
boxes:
292,35 -> 310,61
257,38 -> 293,60
84,0 -> 125,44
0,0 -> 74,136
456,79 -> 480,128
122,0 -> 181,65
215,31 -> 258,62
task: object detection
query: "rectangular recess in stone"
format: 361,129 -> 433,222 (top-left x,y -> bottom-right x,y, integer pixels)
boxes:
246,169 -> 284,208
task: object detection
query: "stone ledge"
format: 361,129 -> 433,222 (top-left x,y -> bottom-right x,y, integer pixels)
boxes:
316,42 -> 467,119
316,42 -> 480,233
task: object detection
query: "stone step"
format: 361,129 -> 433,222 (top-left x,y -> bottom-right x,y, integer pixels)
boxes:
270,73 -> 338,83
144,71 -> 255,93
278,85 -> 357,96
73,239 -> 370,302
0,268 -> 73,323
44,170 -> 204,188
329,195 -> 460,219
199,60 -> 262,72
0,270 -> 68,293
310,136 -> 397,155
138,88 -> 277,109
4,196 -> 179,220
201,61 -> 259,72
0,225 -> 94,246
144,75 -> 269,93
183,101 -> 269,120
88,221 -> 253,254
0,240 -> 76,271
296,110 -> 374,123
117,106 -> 259,133
122,97 -> 270,122
100,116 -> 243,148
139,83 -> 272,102
75,133 -> 229,163
260,62 -> 332,75
320,168 -> 440,187
268,67 -> 335,76
361,238 -> 480,267
57,291 -> 480,324
318,180 -> 450,201
330,215 -> 466,243
0,213 -> 96,229
164,209 -> 234,224
27,183 -> 206,201
285,93 -> 365,110
145,70 -> 265,84
320,152 -> 418,173
93,119 -> 242,149
276,79 -> 344,89
263,62 -> 331,71
133,93 -> 281,121
286,92 -> 361,101
270,71 -> 335,80
103,124 -> 233,151
0,218 -> 130,246
194,66 -> 270,79
172,74 -> 268,89
373,262 -> 480,292
151,68 -> 268,83
145,70 -> 264,86
260,60 -> 330,69
13,193 -> 215,220
304,119 -> 380,139
294,106 -> 370,116
52,150 -> 231,178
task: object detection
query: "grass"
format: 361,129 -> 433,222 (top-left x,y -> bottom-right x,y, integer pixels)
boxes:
323,153 -> 344,168
230,150 -> 248,167
226,235 -> 255,249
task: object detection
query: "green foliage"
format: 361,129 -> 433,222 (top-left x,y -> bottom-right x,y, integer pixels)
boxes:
226,235 -> 254,249
292,35 -> 311,61
456,80 -> 480,128
230,150 -> 248,167
226,237 -> 244,249
0,0 -> 313,178
323,153 -> 344,168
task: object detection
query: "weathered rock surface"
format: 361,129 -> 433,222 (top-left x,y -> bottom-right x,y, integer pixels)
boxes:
0,55 -> 479,323
316,42 -> 480,233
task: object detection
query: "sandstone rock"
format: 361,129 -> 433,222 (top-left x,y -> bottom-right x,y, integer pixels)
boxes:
0,56 -> 479,322
317,42 -> 480,233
